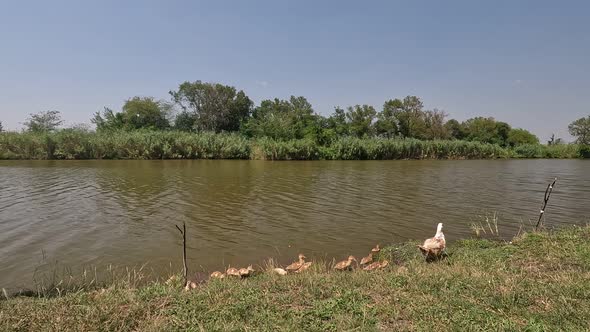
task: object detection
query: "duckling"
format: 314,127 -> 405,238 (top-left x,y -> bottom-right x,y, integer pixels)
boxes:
226,267 -> 241,277
285,254 -> 306,273
371,244 -> 381,254
362,261 -> 381,271
294,261 -> 313,273
334,255 -> 357,271
362,259 -> 389,271
418,223 -> 446,260
273,268 -> 288,276
362,261 -> 380,271
165,275 -> 178,285
360,253 -> 373,266
210,271 -> 225,279
184,280 -> 197,291
238,265 -> 255,278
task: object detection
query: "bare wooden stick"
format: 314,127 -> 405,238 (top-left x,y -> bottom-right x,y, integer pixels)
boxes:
535,178 -> 557,231
175,222 -> 187,287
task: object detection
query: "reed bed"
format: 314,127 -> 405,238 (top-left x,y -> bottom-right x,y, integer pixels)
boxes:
0,130 -> 250,160
325,137 -> 509,160
509,143 -> 583,159
0,130 -> 587,160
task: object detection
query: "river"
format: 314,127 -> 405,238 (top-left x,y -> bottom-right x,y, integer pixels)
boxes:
1,159 -> 588,289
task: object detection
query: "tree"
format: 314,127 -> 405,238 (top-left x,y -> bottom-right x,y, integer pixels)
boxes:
69,123 -> 92,132
326,107 -> 349,137
92,107 -> 125,131
174,111 -> 197,132
495,121 -> 512,146
422,109 -> 449,140
547,134 -> 564,145
242,99 -> 296,140
242,96 -> 317,140
506,128 -> 539,146
463,117 -> 496,143
345,105 -> 376,138
374,102 -> 398,138
23,110 -> 64,132
120,97 -> 170,130
92,97 -> 170,131
444,119 -> 466,140
384,96 -> 427,139
288,96 -> 318,139
463,117 -> 511,146
308,114 -> 334,145
568,116 -> 590,145
170,81 -> 252,132
0,120 -> 3,132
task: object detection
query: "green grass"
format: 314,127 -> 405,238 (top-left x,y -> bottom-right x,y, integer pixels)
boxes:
2,129 -> 587,160
509,143 -> 584,159
0,130 -> 251,160
2,226 -> 590,331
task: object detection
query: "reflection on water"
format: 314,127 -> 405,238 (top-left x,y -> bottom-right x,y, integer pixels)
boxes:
1,159 -> 589,288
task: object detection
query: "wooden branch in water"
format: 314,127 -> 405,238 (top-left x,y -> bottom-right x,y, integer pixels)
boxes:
175,222 -> 188,287
535,178 -> 557,231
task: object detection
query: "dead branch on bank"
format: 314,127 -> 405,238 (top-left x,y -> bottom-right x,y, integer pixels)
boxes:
175,222 -> 188,287
535,178 -> 557,231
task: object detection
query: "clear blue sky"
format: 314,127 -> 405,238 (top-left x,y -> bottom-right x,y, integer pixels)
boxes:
1,0 -> 588,140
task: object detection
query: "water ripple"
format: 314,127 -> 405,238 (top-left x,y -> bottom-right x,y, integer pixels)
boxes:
0,159 -> 589,288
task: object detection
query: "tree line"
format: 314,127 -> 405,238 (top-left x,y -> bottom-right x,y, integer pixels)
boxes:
2,80 -> 590,146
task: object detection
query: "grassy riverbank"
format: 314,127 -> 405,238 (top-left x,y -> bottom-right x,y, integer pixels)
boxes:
2,226 -> 589,331
1,130 -> 588,160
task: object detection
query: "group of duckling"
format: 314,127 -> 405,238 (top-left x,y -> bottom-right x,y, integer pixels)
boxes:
270,245 -> 389,276
329,222 -> 446,271
182,265 -> 257,290
208,265 -> 255,280
330,244 -> 390,271
187,223 -> 446,289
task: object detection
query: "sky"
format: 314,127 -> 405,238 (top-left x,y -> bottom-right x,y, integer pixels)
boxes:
1,0 -> 589,141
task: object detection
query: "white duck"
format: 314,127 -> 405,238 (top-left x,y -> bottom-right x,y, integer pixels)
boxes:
418,223 -> 446,260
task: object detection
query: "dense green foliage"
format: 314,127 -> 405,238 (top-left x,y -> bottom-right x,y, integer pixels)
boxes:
170,81 -> 253,132
0,130 -> 250,160
3,226 -> 590,331
506,128 -> 540,146
1,130 -> 588,160
461,117 -> 511,146
22,110 -> 64,132
241,96 -> 319,141
568,115 -> 590,145
508,143 -> 583,159
344,104 -> 377,138
384,96 -> 425,139
92,97 -> 171,131
4,80 -> 589,159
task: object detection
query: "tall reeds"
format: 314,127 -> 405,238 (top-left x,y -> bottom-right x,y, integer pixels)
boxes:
324,137 -> 509,160
0,130 -> 250,160
0,130 -> 587,160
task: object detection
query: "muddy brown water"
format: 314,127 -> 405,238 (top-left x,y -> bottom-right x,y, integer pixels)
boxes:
1,159 -> 588,289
